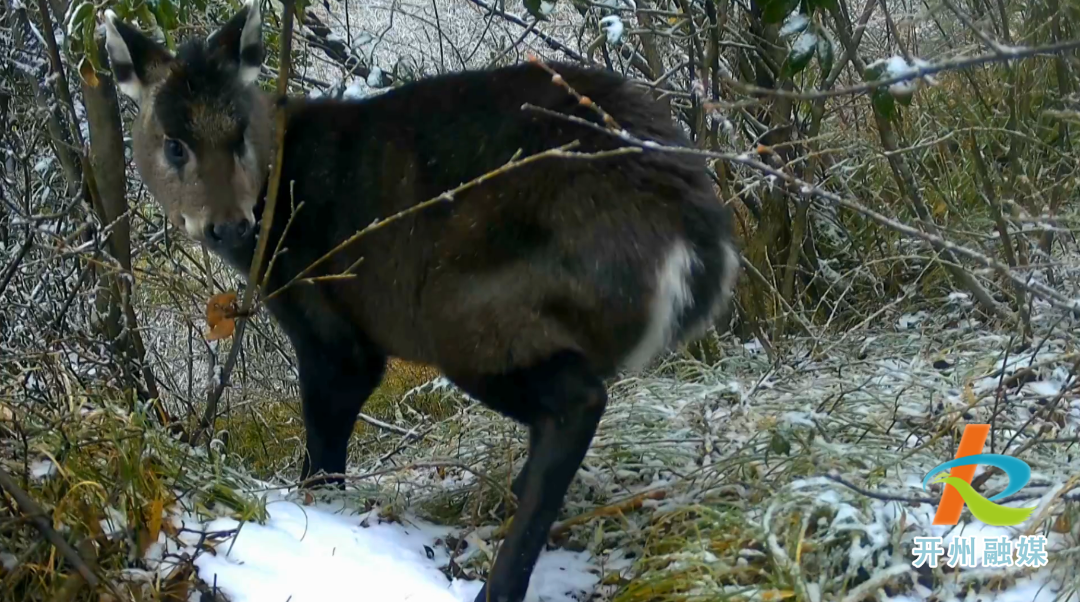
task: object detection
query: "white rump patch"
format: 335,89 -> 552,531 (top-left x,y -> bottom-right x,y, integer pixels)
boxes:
717,241 -> 740,312
682,239 -> 741,342
623,239 -> 696,372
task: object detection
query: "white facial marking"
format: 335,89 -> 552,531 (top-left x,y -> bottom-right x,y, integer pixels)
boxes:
103,11 -> 142,101
623,239 -> 696,372
182,213 -> 207,239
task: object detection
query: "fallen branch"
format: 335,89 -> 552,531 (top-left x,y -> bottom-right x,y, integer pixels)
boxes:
357,412 -> 421,438
826,473 -> 937,505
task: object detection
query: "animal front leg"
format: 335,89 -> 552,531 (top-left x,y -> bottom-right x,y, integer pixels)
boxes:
293,336 -> 386,487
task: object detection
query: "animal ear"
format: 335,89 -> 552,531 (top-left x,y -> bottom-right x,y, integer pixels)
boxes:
207,0 -> 264,86
103,10 -> 174,102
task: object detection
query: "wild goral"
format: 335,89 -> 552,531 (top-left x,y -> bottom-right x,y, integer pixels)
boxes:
105,2 -> 739,600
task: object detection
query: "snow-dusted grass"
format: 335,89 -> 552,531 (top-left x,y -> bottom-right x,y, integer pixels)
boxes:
5,295 -> 1079,601
141,293 -> 1074,602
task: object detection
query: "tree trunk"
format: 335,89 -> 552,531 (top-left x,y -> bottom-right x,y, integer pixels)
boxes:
82,32 -> 161,406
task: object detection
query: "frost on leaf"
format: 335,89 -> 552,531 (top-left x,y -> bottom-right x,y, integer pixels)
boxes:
760,0 -> 801,24
524,0 -> 556,19
205,292 -> 239,341
784,29 -> 818,77
866,55 -> 937,105
779,11 -> 809,37
600,15 -> 624,45
366,66 -> 384,88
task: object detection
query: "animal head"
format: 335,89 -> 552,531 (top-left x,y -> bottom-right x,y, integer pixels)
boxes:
104,1 -> 271,251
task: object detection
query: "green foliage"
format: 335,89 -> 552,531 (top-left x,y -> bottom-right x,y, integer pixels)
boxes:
768,429 -> 792,456
808,0 -> 838,12
147,0 -> 181,31
759,0 -> 800,24
871,87 -> 898,120
524,0 -> 553,20
783,31 -> 816,77
864,62 -> 898,120
815,29 -> 834,76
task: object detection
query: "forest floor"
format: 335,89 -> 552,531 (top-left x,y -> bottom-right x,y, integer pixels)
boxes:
12,292 -> 1080,602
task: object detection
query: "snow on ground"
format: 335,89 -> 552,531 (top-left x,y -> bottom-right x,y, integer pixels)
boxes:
130,291 -> 1078,601
147,489 -> 598,602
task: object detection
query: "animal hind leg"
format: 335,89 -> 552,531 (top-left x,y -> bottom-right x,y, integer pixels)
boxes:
511,424 -> 539,499
451,350 -> 606,602
492,424 -> 539,518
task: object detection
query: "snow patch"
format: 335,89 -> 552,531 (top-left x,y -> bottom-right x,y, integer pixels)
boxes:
30,458 -> 56,480
867,55 -> 938,98
599,15 -> 624,45
792,30 -> 818,56
780,12 -> 809,37
157,493 -> 599,602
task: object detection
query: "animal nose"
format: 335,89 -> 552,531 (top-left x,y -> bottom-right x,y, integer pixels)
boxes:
204,219 -> 254,245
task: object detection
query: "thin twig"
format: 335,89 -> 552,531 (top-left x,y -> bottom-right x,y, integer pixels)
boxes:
463,0 -> 586,63
727,38 -> 1080,102
521,102 -> 1079,315
357,412 -> 421,438
193,0 -> 297,446
826,473 -> 937,505
265,143 -> 640,300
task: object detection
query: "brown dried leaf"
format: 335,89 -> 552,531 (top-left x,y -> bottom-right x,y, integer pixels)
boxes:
79,57 -> 99,88
147,497 -> 163,544
205,292 -> 239,341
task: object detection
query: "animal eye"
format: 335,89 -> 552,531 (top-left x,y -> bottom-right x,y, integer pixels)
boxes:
163,138 -> 187,166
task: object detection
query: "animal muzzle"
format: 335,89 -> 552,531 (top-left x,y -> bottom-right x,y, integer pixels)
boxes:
204,217 -> 255,249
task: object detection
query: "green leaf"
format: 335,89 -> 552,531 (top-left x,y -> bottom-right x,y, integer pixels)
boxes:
148,0 -> 178,31
872,87 -> 897,120
83,11 -> 101,68
863,61 -> 886,82
524,0 -> 553,19
760,0 -> 800,24
783,30 -> 817,77
816,30 -> 834,77
67,2 -> 94,43
769,431 -> 792,456
894,88 -> 915,106
808,0 -> 838,12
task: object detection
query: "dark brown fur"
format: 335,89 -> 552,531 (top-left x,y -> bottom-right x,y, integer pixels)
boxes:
106,4 -> 739,601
